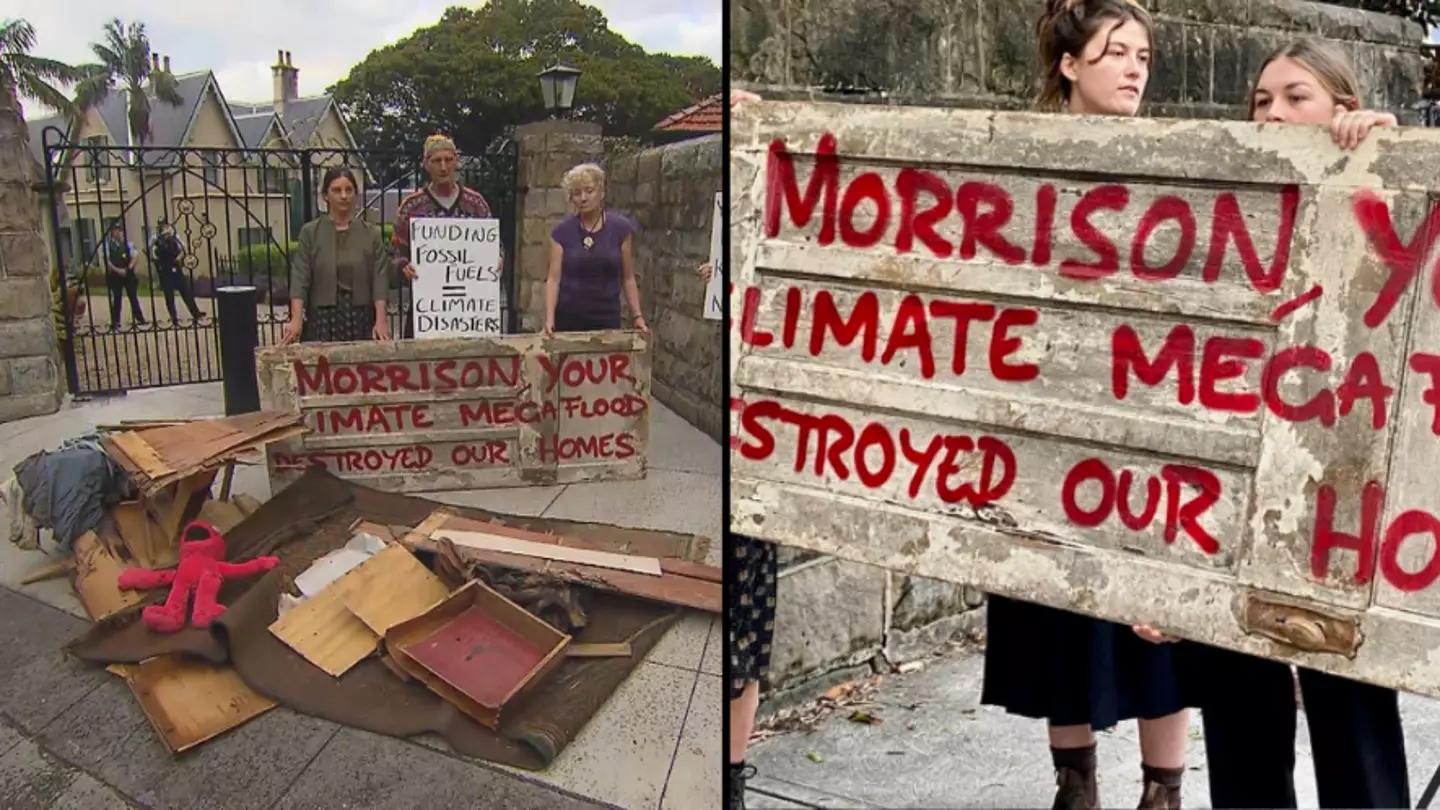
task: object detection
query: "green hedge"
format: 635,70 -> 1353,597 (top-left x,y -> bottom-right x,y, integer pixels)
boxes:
233,241 -> 297,277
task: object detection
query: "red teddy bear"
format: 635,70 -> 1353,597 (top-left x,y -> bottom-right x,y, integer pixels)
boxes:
117,520 -> 279,633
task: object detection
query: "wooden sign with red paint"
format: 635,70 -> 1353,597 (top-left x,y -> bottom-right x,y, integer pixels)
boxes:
256,331 -> 650,493
730,100 -> 1440,698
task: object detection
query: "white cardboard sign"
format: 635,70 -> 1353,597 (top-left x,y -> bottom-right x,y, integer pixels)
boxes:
410,217 -> 503,338
704,191 -> 723,321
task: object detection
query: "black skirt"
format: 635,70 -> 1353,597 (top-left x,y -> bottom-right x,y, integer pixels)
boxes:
554,310 -> 621,333
727,534 -> 777,700
303,289 -> 377,343
980,595 -> 1186,730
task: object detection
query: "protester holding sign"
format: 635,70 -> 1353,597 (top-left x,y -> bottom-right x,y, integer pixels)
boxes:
543,163 -> 647,335
974,4 -> 1194,809
281,167 -> 391,344
722,89 -> 774,810
391,134 -> 497,337
1145,40 -> 1408,810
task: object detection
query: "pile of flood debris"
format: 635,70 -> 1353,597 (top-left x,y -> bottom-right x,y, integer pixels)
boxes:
4,413 -> 720,762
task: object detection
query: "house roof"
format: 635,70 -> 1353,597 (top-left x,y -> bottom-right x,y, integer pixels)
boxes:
233,112 -> 284,148
230,95 -> 333,145
652,94 -> 722,133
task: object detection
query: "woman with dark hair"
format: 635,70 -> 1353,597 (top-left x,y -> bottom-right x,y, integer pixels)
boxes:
281,166 -> 391,344
977,3 -> 1192,809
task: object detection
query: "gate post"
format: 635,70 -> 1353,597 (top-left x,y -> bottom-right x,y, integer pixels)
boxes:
215,285 -> 260,414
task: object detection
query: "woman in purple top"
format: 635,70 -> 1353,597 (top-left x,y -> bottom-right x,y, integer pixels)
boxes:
544,163 -> 648,334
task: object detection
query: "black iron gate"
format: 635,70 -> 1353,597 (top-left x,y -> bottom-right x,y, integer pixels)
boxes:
40,129 -> 519,396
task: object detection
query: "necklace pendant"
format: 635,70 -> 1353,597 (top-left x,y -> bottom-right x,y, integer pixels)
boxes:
582,236 -> 594,249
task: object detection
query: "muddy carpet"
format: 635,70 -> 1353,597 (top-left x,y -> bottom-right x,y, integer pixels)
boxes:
66,467 -> 703,770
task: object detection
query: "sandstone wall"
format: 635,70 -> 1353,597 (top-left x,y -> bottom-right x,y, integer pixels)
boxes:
0,108 -> 65,423
732,0 -> 1425,122
513,122 -> 722,441
606,135 -> 724,442
731,0 -> 1428,699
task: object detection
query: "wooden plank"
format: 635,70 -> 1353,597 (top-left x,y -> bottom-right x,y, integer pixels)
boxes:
109,433 -> 173,477
409,537 -> 720,613
107,656 -> 276,754
339,545 -> 451,636
567,642 -> 632,658
430,512 -> 722,582
659,558 -> 722,583
398,510 -> 457,549
431,528 -> 664,576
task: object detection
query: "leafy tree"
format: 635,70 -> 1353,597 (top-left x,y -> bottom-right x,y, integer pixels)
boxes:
329,0 -> 721,160
72,19 -> 183,144
0,19 -> 87,120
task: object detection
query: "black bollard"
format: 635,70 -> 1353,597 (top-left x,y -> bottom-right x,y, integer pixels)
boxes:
215,285 -> 261,415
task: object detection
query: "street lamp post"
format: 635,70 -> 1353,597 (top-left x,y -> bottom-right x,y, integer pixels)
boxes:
537,62 -> 582,119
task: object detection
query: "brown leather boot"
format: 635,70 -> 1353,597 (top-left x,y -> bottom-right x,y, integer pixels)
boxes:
1137,765 -> 1183,809
1052,765 -> 1100,810
1051,744 -> 1100,810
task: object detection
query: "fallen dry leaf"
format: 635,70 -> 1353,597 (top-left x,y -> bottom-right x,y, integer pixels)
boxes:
848,710 -> 883,725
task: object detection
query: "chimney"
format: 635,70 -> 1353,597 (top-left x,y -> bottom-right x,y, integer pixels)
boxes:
272,50 -> 297,116
163,55 -> 170,73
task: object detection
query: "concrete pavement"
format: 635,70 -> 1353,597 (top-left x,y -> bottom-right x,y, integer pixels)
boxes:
745,645 -> 1440,809
0,382 -> 722,810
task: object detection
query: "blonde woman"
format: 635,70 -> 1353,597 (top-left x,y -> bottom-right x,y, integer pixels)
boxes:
543,163 -> 647,334
1156,39 -> 1406,810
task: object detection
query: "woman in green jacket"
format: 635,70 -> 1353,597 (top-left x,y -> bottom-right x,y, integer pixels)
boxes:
280,166 -> 392,344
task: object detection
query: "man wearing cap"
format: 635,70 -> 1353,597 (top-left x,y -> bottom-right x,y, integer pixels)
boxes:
391,134 -> 499,338
103,220 -> 147,330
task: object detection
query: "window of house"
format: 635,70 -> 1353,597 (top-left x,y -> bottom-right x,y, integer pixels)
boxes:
74,219 -> 97,268
237,227 -> 272,251
83,136 -> 112,184
258,167 -> 288,194
202,152 -> 223,186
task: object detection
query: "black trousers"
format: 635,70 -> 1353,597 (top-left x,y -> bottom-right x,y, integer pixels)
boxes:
106,270 -> 145,325
155,265 -> 201,321
1182,644 -> 1409,809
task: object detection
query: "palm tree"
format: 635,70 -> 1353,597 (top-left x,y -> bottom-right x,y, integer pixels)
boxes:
1,19 -> 86,119
72,18 -> 182,145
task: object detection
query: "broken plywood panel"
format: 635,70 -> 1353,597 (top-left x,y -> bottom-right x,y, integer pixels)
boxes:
105,412 -> 307,496
339,546 -> 451,636
107,656 -> 276,754
268,544 -> 448,677
74,531 -> 144,621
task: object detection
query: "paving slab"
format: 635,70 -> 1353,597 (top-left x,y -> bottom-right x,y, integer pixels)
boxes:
39,678 -> 339,810
0,590 -> 107,733
0,733 -> 138,810
273,727 -> 607,809
747,646 -> 1440,809
661,672 -> 723,810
